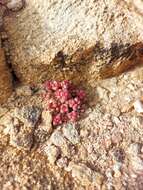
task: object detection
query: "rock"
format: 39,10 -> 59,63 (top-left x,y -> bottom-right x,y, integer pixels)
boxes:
68,162 -> 104,187
96,86 -> 109,102
111,131 -> 123,144
42,144 -> 60,164
113,162 -> 122,178
62,123 -> 80,145
50,130 -> 72,157
10,125 -> 34,150
127,143 -> 141,156
132,0 -> 143,14
0,114 -> 14,132
3,117 -> 34,150
14,106 -> 41,127
133,99 -> 143,113
7,0 -> 24,11
5,0 -> 143,85
15,85 -> 33,96
50,130 -> 66,147
128,143 -> 143,173
0,48 -> 13,104
113,148 -> 125,162
130,155 -> 143,173
39,110 -> 52,133
56,157 -> 68,168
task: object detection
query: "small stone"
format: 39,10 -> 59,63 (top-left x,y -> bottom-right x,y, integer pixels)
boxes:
34,128 -> 49,144
7,0 -> 24,11
9,124 -> 34,150
133,99 -> 143,113
50,130 -> 71,157
43,144 -> 60,164
68,163 -> 104,187
0,114 -> 13,130
14,106 -> 41,127
131,116 -> 143,128
113,163 -> 122,178
1,112 -> 35,150
80,127 -> 90,138
127,143 -> 141,155
111,131 -> 122,144
39,110 -> 52,133
113,148 -> 125,162
130,156 -> 143,173
104,137 -> 112,149
128,143 -> 143,173
16,85 -> 32,96
62,123 -> 80,145
96,86 -> 109,102
56,157 -> 68,168
50,130 -> 66,147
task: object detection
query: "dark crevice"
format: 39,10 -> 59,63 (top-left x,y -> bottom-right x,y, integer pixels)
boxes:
1,29 -> 20,86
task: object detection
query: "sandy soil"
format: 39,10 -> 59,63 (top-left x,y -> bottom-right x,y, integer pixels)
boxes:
0,64 -> 143,189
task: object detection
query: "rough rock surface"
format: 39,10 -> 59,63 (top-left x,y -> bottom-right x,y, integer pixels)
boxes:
4,0 -> 143,85
67,162 -> 104,187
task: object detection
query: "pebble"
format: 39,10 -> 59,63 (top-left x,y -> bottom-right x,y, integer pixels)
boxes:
56,157 -> 68,168
43,144 -> 60,164
113,148 -> 125,162
133,99 -> 143,113
96,86 -> 109,102
128,143 -> 143,173
127,143 -> 141,155
14,106 -> 41,127
50,130 -> 66,147
16,85 -> 33,96
39,110 -> 52,133
113,163 -> 122,178
7,0 -> 24,11
50,130 -> 71,157
67,162 -> 104,187
0,114 -> 13,132
9,124 -> 34,150
62,123 -> 80,145
111,131 -> 122,144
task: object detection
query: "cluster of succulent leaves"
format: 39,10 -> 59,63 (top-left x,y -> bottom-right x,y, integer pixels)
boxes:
43,80 -> 86,126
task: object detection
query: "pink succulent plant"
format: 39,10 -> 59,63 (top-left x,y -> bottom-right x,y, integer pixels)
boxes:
43,80 -> 86,126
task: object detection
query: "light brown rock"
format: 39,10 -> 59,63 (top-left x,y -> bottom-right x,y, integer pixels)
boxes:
39,110 -> 52,133
43,144 -> 60,164
4,0 -> 143,85
68,162 -> 104,187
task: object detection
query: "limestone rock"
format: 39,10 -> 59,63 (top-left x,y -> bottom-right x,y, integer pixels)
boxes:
56,157 -> 68,169
7,0 -> 24,11
50,130 -> 73,158
50,130 -> 66,147
39,110 -> 52,133
127,143 -> 143,174
2,116 -> 34,150
42,144 -> 60,164
4,0 -> 143,85
13,106 -> 41,127
62,123 -> 80,145
0,48 -> 13,104
67,162 -> 104,187
15,85 -> 33,96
